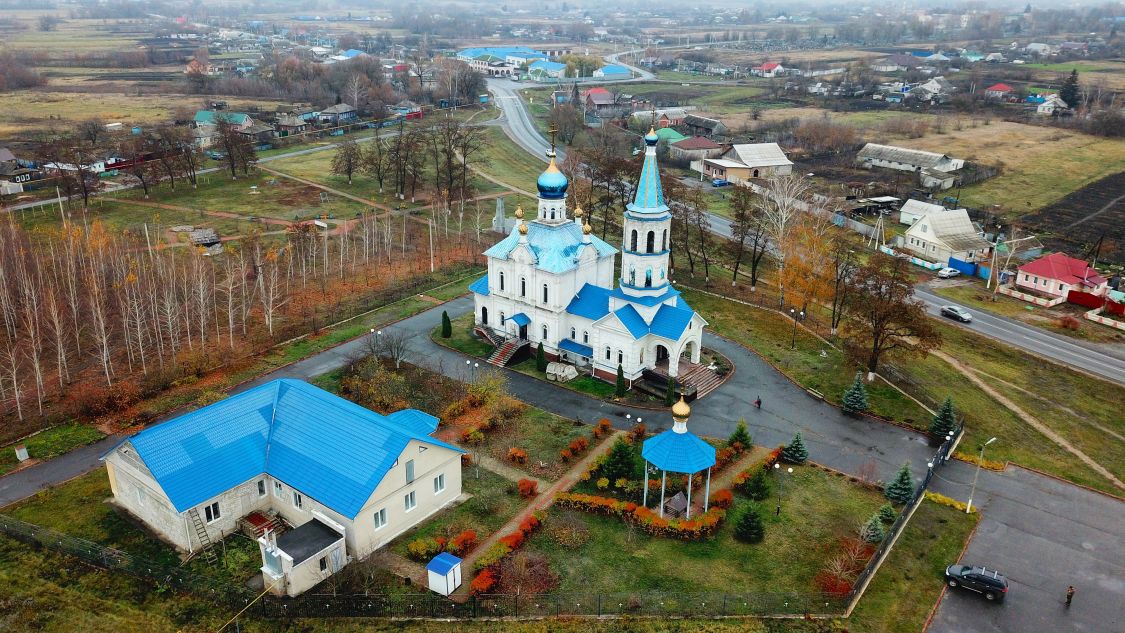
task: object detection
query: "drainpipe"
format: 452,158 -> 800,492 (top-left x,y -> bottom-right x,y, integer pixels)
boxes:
183,514 -> 194,554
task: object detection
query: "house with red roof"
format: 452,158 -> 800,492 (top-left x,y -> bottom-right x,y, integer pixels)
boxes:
984,83 -> 1013,99
1016,253 -> 1107,299
752,62 -> 785,78
583,86 -> 616,112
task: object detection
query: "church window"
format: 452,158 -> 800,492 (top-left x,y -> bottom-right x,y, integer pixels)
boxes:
550,209 -> 555,220
571,327 -> 576,339
542,284 -> 549,304
646,231 -> 655,253
618,350 -> 623,364
645,268 -> 653,287
629,266 -> 636,285
500,312 -> 506,325
660,267 -> 665,279
482,306 -> 489,325
499,271 -> 505,291
630,229 -> 638,252
662,229 -> 667,251
605,346 -> 611,361
583,331 -> 589,343
520,277 -> 526,297
542,324 -> 548,340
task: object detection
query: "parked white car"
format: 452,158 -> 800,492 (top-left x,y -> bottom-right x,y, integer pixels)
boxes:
937,267 -> 961,279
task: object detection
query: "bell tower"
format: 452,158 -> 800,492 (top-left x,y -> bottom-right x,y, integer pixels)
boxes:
619,126 -> 672,299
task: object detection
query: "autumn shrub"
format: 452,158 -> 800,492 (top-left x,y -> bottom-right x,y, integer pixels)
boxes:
555,492 -> 725,539
815,571 -> 854,597
559,448 -> 573,462
517,478 -> 538,498
473,542 -> 511,571
470,568 -> 498,595
406,537 -> 445,562
596,477 -> 609,490
498,532 -> 525,549
447,530 -> 478,556
68,381 -> 141,418
593,418 -> 613,438
1057,315 -> 1081,330
569,437 -> 589,454
461,427 -> 485,444
508,447 -> 528,464
629,422 -> 647,441
460,453 -> 474,467
709,489 -> 734,509
440,398 -> 468,421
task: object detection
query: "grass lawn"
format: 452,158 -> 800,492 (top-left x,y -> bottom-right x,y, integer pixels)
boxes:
528,464 -> 884,595
471,406 -> 594,481
389,465 -> 525,560
0,423 -> 105,476
478,127 -> 545,198
849,499 -> 979,632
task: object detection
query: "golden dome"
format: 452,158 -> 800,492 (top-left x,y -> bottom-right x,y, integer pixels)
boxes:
518,221 -> 528,235
582,222 -> 593,235
574,205 -> 584,218
544,156 -> 561,173
671,395 -> 690,421
514,204 -> 524,219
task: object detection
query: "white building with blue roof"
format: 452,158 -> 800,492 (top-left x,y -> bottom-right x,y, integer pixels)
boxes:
470,129 -> 707,385
101,379 -> 464,597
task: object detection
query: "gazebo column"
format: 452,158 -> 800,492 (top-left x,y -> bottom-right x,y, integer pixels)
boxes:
642,460 -> 649,508
686,471 -> 693,519
704,467 -> 711,512
659,471 -> 667,518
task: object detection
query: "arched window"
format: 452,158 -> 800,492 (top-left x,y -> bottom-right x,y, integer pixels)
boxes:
542,324 -> 548,340
630,229 -> 638,252
660,266 -> 665,280
583,331 -> 589,343
753,169 -> 760,178
481,306 -> 489,325
542,284 -> 549,304
617,350 -> 624,365
645,268 -> 653,287
662,229 -> 668,251
499,271 -> 505,291
520,277 -> 527,297
570,327 -> 576,340
500,311 -> 506,325
605,346 -> 611,361
646,230 -> 655,253
550,209 -> 555,220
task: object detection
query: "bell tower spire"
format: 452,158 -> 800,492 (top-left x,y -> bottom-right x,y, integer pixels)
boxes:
618,124 -> 672,299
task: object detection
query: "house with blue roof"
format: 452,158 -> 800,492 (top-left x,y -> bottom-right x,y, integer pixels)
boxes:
102,379 -> 464,597
471,127 -> 707,387
593,64 -> 632,79
528,60 -> 568,80
456,46 -> 560,77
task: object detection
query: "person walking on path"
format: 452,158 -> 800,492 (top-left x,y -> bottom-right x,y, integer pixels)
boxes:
754,396 -> 762,409
1065,585 -> 1075,607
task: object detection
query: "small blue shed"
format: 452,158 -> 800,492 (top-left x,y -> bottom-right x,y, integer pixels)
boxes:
426,552 -> 462,596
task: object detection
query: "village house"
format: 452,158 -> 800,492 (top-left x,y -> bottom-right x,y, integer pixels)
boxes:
898,199 -> 958,225
594,64 -> 631,79
669,136 -> 723,163
856,143 -> 964,190
900,209 -> 992,264
318,103 -> 358,126
275,115 -> 309,137
1037,95 -> 1068,116
681,114 -> 727,138
1015,253 -> 1108,298
631,108 -> 688,128
873,54 -> 921,72
583,87 -> 617,113
751,62 -> 785,78
699,143 -> 793,182
529,60 -> 567,80
101,379 -> 464,598
984,83 -> 1013,99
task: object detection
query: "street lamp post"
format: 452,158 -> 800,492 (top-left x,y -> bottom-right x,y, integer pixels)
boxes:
789,309 -> 805,349
773,463 -> 793,516
966,437 -> 996,514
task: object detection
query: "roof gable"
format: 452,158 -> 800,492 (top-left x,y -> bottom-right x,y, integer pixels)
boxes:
566,283 -> 612,320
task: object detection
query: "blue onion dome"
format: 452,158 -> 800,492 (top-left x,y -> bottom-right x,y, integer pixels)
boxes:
537,157 -> 568,199
644,127 -> 659,146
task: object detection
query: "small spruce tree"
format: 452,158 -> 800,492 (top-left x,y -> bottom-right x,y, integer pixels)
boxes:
664,377 -> 676,406
930,397 -> 957,438
615,363 -> 627,397
860,513 -> 886,543
1059,69 -> 1079,108
602,437 -> 638,482
878,503 -> 897,523
884,461 -> 915,504
536,342 -> 547,372
781,432 -> 808,464
728,418 -> 752,449
744,466 -> 772,501
841,372 -> 869,416
440,310 -> 452,338
734,507 -> 766,543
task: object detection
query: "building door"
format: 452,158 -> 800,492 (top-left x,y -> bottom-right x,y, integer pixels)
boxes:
519,324 -> 528,340
656,345 -> 669,365
481,306 -> 488,325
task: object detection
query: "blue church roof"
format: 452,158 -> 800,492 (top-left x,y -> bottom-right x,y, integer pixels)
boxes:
566,284 -> 612,320
468,274 -> 490,296
627,144 -> 669,215
118,379 -> 461,519
484,222 -> 616,274
642,428 -> 716,474
611,301 -> 699,340
559,338 -> 593,358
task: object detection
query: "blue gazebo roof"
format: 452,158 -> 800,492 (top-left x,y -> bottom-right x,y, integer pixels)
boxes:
642,428 -> 716,474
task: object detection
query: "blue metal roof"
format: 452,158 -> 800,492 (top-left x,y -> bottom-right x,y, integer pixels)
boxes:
558,338 -> 593,357
530,60 -> 567,72
509,312 -> 531,327
598,64 -> 630,75
426,552 -> 461,575
627,145 -> 669,215
607,285 -> 679,307
194,111 -> 250,126
566,284 -> 612,320
123,379 -> 462,519
457,46 -> 542,60
483,221 -> 616,274
642,429 -> 716,474
468,274 -> 490,296
650,303 -> 696,340
613,305 -> 650,339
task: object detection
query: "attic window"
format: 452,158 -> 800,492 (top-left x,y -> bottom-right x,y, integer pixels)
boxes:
418,446 -> 428,453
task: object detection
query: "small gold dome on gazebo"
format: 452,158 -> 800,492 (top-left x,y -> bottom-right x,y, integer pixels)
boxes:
518,221 -> 528,235
514,205 -> 524,219
671,395 -> 690,422
582,222 -> 592,235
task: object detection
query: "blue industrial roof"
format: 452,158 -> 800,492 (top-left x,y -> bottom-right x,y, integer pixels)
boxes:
509,312 -> 531,327
598,64 -> 630,75
558,338 -> 593,358
642,429 -> 717,474
426,552 -> 462,575
340,49 -> 365,58
566,284 -> 612,320
627,144 -> 669,215
530,60 -> 567,72
468,274 -> 490,296
483,221 -> 616,274
120,379 -> 462,519
457,46 -> 542,60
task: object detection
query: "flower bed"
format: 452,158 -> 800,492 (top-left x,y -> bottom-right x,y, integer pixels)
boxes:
555,492 -> 727,540
470,512 -> 547,594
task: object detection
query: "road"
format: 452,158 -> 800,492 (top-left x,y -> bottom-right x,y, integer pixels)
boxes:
487,75 -> 1125,386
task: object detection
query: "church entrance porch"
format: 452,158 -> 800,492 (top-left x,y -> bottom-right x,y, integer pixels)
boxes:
650,348 -> 730,400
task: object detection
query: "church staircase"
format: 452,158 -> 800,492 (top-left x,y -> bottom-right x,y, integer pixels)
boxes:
474,326 -> 502,348
677,363 -> 726,398
186,508 -> 218,565
487,339 -> 527,367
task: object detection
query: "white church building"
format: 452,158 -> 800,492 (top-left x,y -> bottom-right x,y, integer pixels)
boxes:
468,129 -> 707,384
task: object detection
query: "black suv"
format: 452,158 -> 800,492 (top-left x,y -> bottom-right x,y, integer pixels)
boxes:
945,564 -> 1009,602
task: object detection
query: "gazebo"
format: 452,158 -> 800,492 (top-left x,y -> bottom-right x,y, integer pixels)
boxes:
641,397 -> 717,518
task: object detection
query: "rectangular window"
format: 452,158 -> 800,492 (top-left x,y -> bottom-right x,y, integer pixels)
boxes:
434,473 -> 445,494
374,508 -> 387,529
292,492 -> 303,509
257,480 -> 266,497
404,490 -> 416,512
274,481 -> 283,497
204,502 -> 221,523
319,557 -> 328,572
405,459 -> 415,483
1058,283 -> 1064,291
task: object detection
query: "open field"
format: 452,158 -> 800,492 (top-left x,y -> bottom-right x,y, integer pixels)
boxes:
1022,170 -> 1125,264
715,47 -> 883,67
477,126 -> 545,199
889,121 -> 1125,213
2,18 -> 143,51
620,82 -> 770,115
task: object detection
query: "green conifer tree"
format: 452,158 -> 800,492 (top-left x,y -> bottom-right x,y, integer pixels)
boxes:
727,418 -> 752,449
878,503 -> 897,523
734,507 -> 766,543
536,342 -> 547,372
781,432 -> 808,464
615,364 -> 627,397
841,372 -> 869,416
860,513 -> 886,543
602,437 -> 638,482
743,466 -> 772,501
440,310 -> 452,338
1059,69 -> 1079,107
664,377 -> 676,406
884,461 -> 915,504
930,397 -> 957,437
